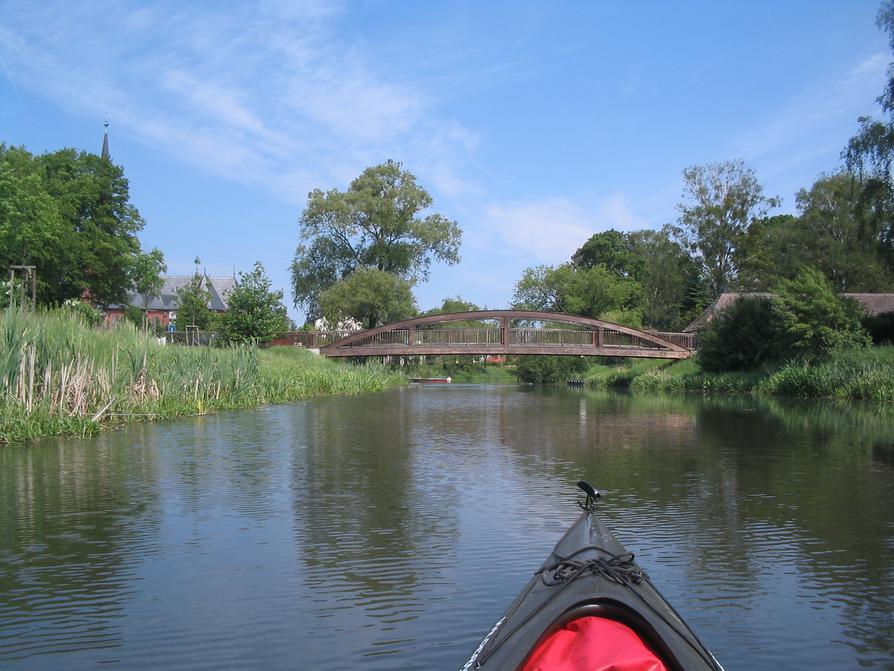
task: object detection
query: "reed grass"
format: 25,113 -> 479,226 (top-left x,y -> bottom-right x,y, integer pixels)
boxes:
630,359 -> 764,394
628,347 -> 894,401
0,310 -> 404,443
255,347 -> 404,402
757,348 -> 894,402
585,358 -> 670,388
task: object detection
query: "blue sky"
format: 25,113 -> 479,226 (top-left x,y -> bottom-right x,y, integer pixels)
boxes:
0,1 -> 889,323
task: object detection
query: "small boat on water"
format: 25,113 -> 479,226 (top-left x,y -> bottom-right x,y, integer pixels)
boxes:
462,482 -> 723,671
410,377 -> 452,384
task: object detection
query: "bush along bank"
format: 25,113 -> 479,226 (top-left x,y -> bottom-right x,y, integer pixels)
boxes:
623,347 -> 894,402
619,269 -> 894,402
0,310 -> 404,444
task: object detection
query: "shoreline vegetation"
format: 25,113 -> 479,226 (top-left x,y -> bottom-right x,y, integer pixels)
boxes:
585,347 -> 894,403
3,309 -> 893,444
0,310 -> 404,444
381,344 -> 894,404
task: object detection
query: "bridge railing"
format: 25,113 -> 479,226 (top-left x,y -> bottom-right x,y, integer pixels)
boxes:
348,329 -> 410,347
324,327 -> 694,351
509,328 -> 593,345
414,328 -> 501,345
648,331 -> 697,350
602,329 -> 667,349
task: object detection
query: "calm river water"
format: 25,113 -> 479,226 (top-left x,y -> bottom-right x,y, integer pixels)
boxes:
1,385 -> 893,670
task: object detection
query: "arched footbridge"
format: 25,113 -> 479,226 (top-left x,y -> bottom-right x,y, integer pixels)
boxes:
319,311 -> 693,359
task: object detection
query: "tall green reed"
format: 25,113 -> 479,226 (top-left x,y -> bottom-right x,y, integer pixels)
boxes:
1,311 -> 403,443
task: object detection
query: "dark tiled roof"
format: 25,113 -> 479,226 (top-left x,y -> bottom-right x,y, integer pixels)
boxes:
206,276 -> 236,311
840,293 -> 894,316
683,292 -> 894,332
108,274 -> 236,311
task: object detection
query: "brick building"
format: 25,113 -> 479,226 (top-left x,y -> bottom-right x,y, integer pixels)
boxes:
105,274 -> 236,329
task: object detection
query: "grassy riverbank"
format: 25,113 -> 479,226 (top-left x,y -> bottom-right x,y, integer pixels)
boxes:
0,310 -> 404,444
585,347 -> 894,402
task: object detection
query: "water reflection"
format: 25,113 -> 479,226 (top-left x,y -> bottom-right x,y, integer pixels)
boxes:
0,386 -> 891,669
0,425 -> 161,662
285,395 -> 453,663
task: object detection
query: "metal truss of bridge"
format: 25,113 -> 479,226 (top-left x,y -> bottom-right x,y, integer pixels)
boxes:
319,310 -> 693,359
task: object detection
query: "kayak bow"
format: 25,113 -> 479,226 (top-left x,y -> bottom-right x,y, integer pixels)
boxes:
463,482 -> 723,671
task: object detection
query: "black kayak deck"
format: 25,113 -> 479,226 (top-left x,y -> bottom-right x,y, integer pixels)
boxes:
463,498 -> 723,670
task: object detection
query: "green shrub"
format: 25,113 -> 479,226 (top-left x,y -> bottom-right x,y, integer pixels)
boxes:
219,262 -> 290,344
698,296 -> 783,372
61,299 -> 104,327
774,268 -> 871,356
515,355 -> 588,383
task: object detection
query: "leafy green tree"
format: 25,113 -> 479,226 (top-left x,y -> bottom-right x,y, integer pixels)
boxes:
423,296 -> 480,315
421,296 -> 487,328
843,2 -> 894,268
319,268 -> 417,329
572,229 -> 642,277
512,265 -> 564,312
220,261 -> 290,344
514,355 -> 589,383
174,260 -> 213,330
674,160 -> 779,298
697,297 -> 783,372
570,226 -> 703,330
793,173 -> 890,290
0,144 -> 149,306
0,145 -> 69,304
291,160 -> 461,319
628,227 -> 705,330
736,214 -> 800,290
738,178 -> 892,291
38,148 -> 146,305
512,263 -> 643,325
774,267 -> 870,356
130,248 -> 167,329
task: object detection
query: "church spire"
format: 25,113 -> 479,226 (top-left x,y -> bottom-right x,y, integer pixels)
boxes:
101,120 -> 110,160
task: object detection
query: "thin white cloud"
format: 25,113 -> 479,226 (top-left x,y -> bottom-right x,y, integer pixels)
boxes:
841,51 -> 888,87
729,51 -> 888,167
595,193 -> 649,232
0,0 -> 472,205
484,194 -> 647,264
485,200 -> 591,264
